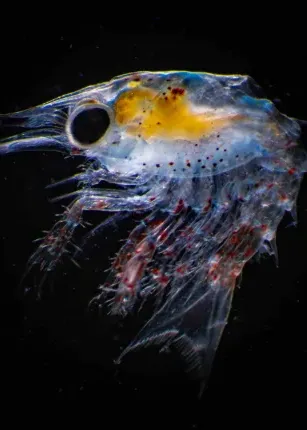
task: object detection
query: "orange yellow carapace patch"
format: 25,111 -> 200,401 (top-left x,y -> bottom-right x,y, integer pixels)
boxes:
114,86 -> 244,141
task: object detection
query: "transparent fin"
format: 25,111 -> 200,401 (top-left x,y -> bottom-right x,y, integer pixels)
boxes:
116,274 -> 234,390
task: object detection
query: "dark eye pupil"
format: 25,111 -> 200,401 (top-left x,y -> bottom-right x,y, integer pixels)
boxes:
71,107 -> 110,145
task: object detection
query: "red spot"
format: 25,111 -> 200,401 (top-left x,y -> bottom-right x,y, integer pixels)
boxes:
151,268 -> 160,275
244,248 -> 254,258
171,88 -> 185,95
288,168 -> 296,175
230,234 -> 238,245
203,198 -> 212,212
147,241 -> 156,252
149,219 -> 164,228
249,227 -> 255,236
169,161 -> 174,166
229,267 -> 240,280
137,240 -> 155,254
279,193 -> 287,201
132,76 -> 141,81
95,201 -> 107,209
181,226 -> 194,238
267,183 -> 274,189
174,199 -> 185,214
261,224 -> 268,231
176,264 -> 186,275
71,148 -> 81,155
149,196 -> 156,201
159,274 -> 170,285
158,230 -> 168,241
208,262 -> 218,276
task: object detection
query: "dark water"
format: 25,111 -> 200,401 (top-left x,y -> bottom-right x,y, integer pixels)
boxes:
0,15 -> 306,424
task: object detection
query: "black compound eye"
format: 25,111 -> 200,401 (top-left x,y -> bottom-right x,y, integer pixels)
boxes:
70,106 -> 110,146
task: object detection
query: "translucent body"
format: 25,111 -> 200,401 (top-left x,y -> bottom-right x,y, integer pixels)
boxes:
1,71 -> 306,391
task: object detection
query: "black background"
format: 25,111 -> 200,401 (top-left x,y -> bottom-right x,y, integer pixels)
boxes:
0,13 -> 306,424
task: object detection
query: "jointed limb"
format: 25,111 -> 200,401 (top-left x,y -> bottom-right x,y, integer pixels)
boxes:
25,189 -> 155,279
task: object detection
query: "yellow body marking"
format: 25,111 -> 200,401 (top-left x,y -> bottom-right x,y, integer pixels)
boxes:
114,86 -> 244,141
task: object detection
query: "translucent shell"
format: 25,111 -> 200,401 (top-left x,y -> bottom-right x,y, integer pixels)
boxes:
1,71 -> 306,394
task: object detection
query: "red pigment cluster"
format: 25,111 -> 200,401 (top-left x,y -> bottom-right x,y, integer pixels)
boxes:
206,224 -> 266,289
110,218 -> 172,306
104,164 -> 294,312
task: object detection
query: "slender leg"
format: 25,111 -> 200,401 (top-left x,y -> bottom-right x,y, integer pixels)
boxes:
22,190 -> 155,294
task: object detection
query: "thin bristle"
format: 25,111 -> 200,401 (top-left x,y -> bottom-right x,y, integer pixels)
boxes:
46,173 -> 86,190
